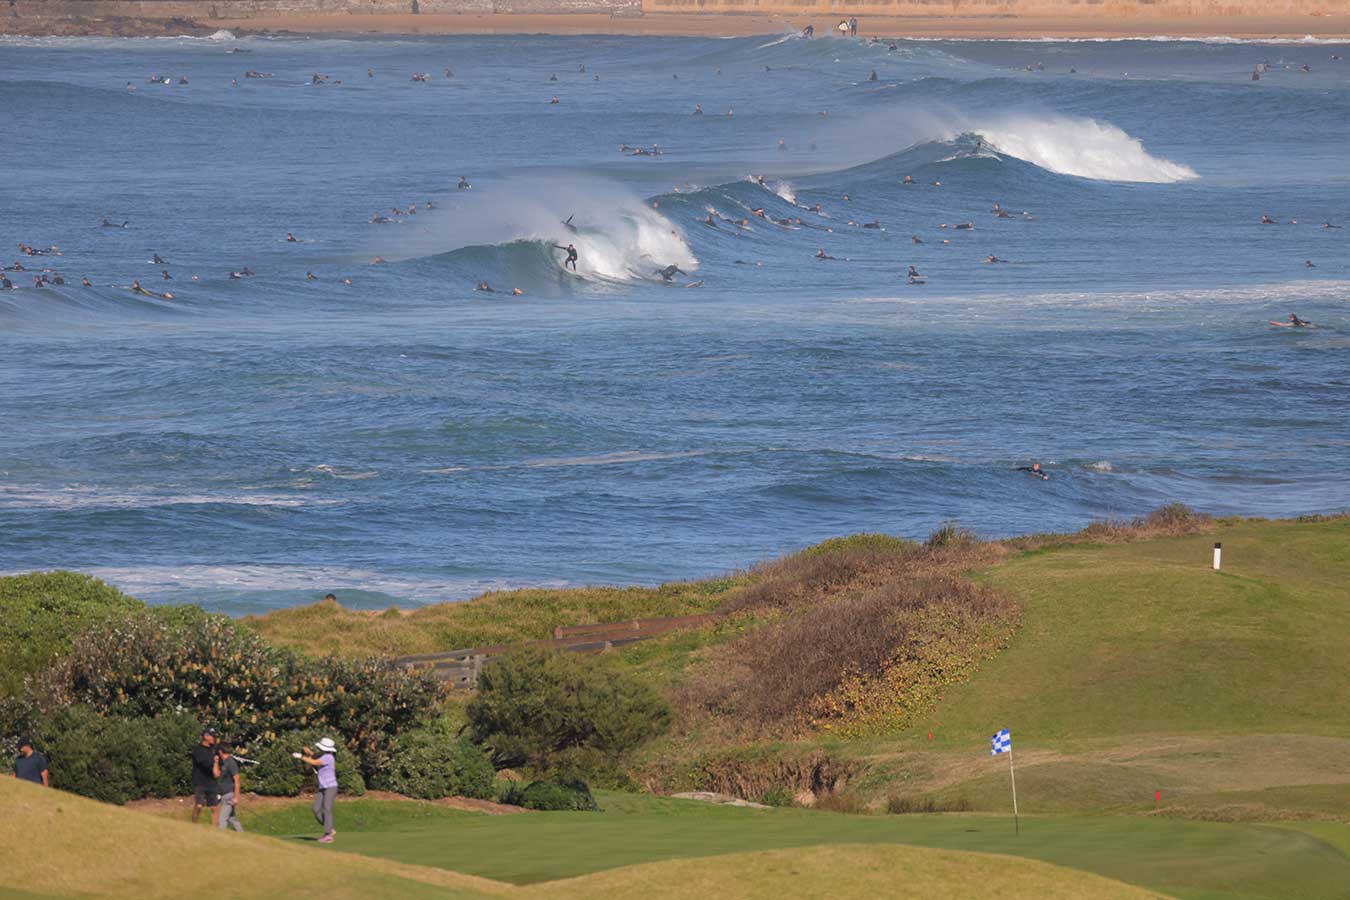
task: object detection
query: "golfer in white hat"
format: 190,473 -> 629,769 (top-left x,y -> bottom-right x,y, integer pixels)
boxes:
296,737 -> 340,842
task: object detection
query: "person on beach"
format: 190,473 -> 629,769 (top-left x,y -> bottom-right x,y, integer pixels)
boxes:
1017,462 -> 1049,481
216,742 -> 243,832
191,729 -> 220,824
14,739 -> 49,786
849,16 -> 858,36
297,738 -> 339,843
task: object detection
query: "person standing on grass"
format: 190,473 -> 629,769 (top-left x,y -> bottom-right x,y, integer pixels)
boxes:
14,739 -> 49,786
297,737 -> 339,843
216,742 -> 244,832
191,728 -> 220,824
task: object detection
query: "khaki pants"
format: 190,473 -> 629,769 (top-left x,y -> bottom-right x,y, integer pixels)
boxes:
217,792 -> 243,832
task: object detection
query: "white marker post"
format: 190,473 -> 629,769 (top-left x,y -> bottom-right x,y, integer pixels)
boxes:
1213,542 -> 1222,571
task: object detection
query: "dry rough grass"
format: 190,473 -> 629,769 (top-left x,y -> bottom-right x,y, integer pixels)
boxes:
676,535 -> 1016,740
1004,502 -> 1214,551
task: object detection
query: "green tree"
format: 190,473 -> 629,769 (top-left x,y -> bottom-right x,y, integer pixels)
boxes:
466,648 -> 671,775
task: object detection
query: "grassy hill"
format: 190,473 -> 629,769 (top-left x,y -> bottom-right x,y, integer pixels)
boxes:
7,514 -> 1350,898
845,516 -> 1350,820
0,778 -> 1161,900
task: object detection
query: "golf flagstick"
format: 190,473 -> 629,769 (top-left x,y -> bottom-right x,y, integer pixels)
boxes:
1008,743 -> 1019,835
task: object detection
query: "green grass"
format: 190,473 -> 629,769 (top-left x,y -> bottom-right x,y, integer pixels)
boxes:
814,518 -> 1350,822
0,778 -> 506,900
944,517 -> 1350,744
2,781 -> 1160,900
247,792 -> 1347,900
244,798 -> 484,836
246,580 -> 739,658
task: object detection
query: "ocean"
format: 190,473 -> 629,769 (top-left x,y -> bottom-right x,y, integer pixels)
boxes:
1,31 -> 1347,613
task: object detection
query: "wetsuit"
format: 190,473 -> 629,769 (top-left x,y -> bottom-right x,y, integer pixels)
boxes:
1016,466 -> 1049,480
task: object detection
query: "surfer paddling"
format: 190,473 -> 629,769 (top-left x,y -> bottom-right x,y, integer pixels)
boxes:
1271,314 -> 1312,328
1016,462 -> 1049,481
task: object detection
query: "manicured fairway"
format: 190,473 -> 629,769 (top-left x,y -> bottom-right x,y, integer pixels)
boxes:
248,794 -> 1350,900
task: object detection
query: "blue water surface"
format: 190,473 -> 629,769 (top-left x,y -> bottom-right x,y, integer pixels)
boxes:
1,32 -> 1347,612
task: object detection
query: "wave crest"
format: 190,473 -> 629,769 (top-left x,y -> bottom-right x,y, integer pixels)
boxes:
973,114 -> 1197,184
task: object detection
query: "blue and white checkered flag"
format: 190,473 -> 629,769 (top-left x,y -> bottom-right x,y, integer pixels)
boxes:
991,728 -> 1011,755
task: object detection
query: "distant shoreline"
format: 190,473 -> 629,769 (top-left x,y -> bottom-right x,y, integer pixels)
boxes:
5,11 -> 1350,41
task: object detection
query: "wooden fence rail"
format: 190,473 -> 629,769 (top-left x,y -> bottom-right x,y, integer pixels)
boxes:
393,613 -> 714,690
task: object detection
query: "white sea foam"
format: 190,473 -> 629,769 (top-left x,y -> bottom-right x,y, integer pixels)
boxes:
29,564 -> 546,606
971,114 -> 1199,183
524,450 -> 708,468
0,485 -> 327,511
381,176 -> 696,284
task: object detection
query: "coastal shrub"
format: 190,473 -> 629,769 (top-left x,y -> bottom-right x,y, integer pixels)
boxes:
500,776 -> 598,812
723,535 -> 919,614
0,572 -> 143,698
467,648 -> 671,774
924,523 -> 976,550
243,740 -> 309,797
339,768 -> 367,797
1078,503 -> 1213,543
886,795 -> 971,814
23,610 -> 442,785
34,705 -> 201,805
666,747 -> 858,802
373,724 -> 495,800
683,573 -> 1019,736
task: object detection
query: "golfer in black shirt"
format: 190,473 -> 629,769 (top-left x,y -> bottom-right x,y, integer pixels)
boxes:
191,728 -> 221,824
14,739 -> 48,786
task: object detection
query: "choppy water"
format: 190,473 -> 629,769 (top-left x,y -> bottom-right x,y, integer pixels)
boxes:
2,31 -> 1347,613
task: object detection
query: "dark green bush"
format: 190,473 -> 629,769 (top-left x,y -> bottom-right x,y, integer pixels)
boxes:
500,776 -> 598,812
467,648 -> 671,774
240,731 -> 365,797
33,705 -> 201,805
241,738 -> 310,797
24,611 -> 442,784
0,572 -> 143,698
373,723 -> 495,800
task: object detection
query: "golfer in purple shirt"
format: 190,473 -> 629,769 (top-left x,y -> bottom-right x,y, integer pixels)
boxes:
297,737 -> 339,843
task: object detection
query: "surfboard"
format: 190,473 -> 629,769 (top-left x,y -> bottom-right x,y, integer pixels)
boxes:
684,280 -> 704,288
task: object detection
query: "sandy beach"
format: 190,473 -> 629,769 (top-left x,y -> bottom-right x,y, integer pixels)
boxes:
202,12 -> 1350,41
7,9 -> 1350,40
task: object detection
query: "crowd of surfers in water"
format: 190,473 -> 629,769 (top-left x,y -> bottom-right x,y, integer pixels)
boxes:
14,29 -> 1330,319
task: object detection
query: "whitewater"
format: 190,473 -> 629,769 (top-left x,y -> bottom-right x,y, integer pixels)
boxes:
1,34 -> 1347,611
